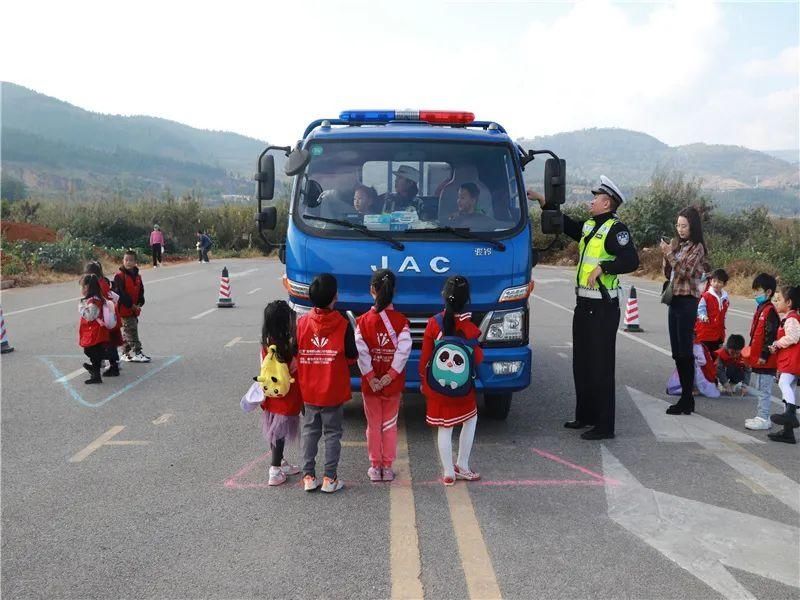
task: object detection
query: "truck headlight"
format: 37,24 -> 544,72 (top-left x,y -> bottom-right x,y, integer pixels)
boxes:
282,275 -> 310,299
482,308 -> 525,342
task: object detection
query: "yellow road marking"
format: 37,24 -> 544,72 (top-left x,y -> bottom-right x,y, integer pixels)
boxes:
68,426 -> 149,462
735,477 -> 769,495
341,440 -> 368,447
445,484 -> 503,599
432,429 -> 502,599
391,411 -> 424,600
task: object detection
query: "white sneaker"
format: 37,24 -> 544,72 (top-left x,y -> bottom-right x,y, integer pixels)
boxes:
280,460 -> 300,475
303,474 -> 320,492
321,476 -> 344,493
745,416 -> 772,430
268,467 -> 287,486
120,353 -> 133,362
130,353 -> 151,363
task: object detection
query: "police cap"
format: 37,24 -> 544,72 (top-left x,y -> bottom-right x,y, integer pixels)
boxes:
591,175 -> 625,206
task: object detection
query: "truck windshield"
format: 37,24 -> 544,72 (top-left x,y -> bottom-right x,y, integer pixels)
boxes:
295,140 -> 524,238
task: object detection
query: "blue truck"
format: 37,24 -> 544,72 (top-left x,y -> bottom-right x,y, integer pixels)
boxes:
255,110 -> 566,418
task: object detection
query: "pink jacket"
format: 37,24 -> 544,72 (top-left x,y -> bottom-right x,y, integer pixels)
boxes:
149,230 -> 164,246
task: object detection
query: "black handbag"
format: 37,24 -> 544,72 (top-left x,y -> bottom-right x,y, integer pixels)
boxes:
661,279 -> 674,305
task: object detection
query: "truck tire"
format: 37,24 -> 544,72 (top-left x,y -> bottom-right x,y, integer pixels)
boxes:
484,393 -> 512,420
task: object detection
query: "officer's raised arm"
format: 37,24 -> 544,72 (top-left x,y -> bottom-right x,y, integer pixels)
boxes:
526,188 -> 583,241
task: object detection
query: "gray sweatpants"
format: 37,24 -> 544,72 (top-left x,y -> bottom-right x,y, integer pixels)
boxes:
301,404 -> 344,479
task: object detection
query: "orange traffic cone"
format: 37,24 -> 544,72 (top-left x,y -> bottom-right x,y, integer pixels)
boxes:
217,267 -> 235,308
624,286 -> 644,332
1,306 -> 15,353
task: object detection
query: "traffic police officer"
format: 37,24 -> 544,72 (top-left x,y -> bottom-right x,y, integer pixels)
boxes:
528,176 -> 639,439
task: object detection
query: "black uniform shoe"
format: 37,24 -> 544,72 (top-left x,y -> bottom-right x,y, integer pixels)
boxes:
770,405 -> 799,428
83,362 -> 93,372
84,374 -> 102,384
580,427 -> 615,440
103,365 -> 120,377
767,429 -> 796,444
564,420 -> 592,429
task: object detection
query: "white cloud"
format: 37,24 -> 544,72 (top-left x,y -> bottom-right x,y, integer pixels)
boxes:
0,0 -> 796,151
742,46 -> 800,78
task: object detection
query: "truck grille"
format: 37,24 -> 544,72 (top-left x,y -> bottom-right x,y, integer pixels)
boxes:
405,311 -> 486,349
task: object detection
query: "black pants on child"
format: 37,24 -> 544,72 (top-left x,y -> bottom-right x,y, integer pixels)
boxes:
270,438 -> 285,467
84,344 -> 105,371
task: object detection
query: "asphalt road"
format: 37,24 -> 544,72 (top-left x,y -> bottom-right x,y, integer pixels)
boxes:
1,258 -> 798,600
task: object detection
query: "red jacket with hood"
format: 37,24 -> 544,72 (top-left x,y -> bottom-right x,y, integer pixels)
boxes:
113,266 -> 144,318
296,308 -> 356,407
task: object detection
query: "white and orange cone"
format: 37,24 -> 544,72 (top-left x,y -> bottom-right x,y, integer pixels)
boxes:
623,286 -> 643,332
1,306 -> 15,353
217,267 -> 235,308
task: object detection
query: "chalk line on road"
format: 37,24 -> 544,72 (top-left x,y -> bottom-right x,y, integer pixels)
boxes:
191,308 -> 217,320
246,287 -> 262,295
69,426 -> 150,463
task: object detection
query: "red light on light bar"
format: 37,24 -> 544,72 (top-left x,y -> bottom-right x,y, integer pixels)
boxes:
418,111 -> 475,124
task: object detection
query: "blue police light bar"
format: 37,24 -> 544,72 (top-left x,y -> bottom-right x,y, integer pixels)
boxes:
339,110 -> 475,124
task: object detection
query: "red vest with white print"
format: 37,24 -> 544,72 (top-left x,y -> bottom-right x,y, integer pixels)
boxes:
356,307 -> 410,396
695,290 -> 729,343
117,269 -> 143,318
777,311 -> 800,375
79,297 -> 110,347
748,301 -> 778,370
296,309 -> 351,407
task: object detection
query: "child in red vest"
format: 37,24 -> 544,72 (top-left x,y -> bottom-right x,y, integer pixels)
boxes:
85,261 -> 122,377
744,273 -> 780,431
240,300 -> 303,485
355,269 -> 411,482
768,285 -> 800,444
78,274 -> 111,384
297,273 -> 358,493
420,275 -> 484,486
715,334 -> 750,395
112,250 -> 150,363
695,268 -> 729,354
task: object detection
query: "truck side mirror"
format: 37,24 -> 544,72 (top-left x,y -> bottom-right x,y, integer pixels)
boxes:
544,158 -> 566,207
255,154 -> 275,201
541,209 -> 563,235
285,147 -> 311,176
257,206 -> 277,231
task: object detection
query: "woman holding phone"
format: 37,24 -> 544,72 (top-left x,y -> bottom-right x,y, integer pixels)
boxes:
660,207 -> 708,415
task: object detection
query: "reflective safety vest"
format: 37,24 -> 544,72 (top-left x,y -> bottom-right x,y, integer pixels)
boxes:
577,217 -> 620,290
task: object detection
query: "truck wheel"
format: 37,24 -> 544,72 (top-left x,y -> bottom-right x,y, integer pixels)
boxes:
484,393 -> 512,420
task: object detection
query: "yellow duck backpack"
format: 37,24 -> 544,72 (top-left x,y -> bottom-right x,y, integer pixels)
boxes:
255,345 -> 295,398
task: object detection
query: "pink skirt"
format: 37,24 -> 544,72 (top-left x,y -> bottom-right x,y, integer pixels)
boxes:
261,410 -> 299,447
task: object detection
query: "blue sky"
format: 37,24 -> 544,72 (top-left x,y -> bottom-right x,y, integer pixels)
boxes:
2,1 -> 798,150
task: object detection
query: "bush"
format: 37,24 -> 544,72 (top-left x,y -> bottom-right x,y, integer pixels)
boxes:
3,235 -> 94,274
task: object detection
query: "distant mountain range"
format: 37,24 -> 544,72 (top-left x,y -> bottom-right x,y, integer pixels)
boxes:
2,82 -> 798,213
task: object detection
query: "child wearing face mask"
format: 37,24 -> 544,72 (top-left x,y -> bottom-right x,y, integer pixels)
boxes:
744,273 -> 780,431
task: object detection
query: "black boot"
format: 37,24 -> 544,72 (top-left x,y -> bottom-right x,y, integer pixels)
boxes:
84,367 -> 102,384
767,427 -> 797,444
770,403 -> 799,428
667,357 -> 694,415
103,362 -> 120,377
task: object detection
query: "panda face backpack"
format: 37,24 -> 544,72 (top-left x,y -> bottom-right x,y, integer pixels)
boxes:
426,314 -> 477,397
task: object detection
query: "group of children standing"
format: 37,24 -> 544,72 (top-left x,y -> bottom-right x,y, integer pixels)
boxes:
241,270 -> 483,491
77,250 -> 150,384
677,269 -> 800,444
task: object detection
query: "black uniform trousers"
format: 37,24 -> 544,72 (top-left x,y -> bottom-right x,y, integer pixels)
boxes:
572,296 -> 620,434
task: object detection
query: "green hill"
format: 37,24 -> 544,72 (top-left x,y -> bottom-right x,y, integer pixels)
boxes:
519,128 -> 799,214
1,82 -> 269,201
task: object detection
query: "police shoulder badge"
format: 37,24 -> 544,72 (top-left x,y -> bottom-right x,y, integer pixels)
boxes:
616,231 -> 630,246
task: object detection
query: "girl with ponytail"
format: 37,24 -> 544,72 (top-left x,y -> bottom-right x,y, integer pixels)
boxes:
419,275 -> 484,486
355,269 -> 412,481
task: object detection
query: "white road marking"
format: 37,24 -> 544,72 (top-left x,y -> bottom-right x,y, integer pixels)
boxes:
534,277 -> 570,284
246,287 -> 262,295
229,268 -> 259,279
557,352 -> 568,359
5,271 -> 198,316
626,385 -> 799,514
54,368 -> 86,383
152,413 -> 174,425
191,308 -> 218,320
602,446 -> 800,598
68,426 -> 150,462
224,337 -> 242,348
